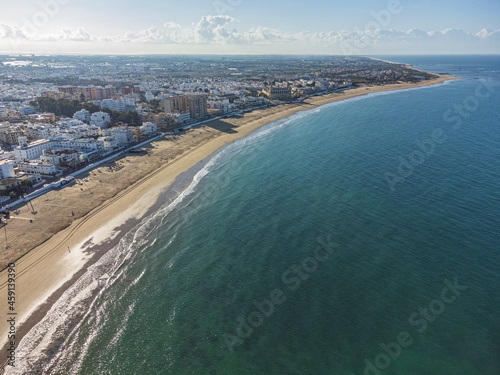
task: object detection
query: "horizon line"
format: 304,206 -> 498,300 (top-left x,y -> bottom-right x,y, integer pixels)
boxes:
1,53 -> 499,57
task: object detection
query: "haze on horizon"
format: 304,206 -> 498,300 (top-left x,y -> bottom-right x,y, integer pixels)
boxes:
0,0 -> 499,55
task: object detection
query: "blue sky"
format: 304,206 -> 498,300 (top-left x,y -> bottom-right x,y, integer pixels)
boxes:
0,0 -> 499,54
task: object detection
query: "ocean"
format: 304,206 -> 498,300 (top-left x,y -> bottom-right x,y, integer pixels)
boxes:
11,55 -> 500,374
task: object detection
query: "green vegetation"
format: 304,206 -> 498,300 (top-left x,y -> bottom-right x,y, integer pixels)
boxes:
21,179 -> 33,188
101,108 -> 140,126
30,97 -> 91,117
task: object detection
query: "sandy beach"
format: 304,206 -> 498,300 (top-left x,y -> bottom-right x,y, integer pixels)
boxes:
0,74 -> 458,371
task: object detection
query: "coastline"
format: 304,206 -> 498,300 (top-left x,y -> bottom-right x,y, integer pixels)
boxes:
0,74 -> 459,372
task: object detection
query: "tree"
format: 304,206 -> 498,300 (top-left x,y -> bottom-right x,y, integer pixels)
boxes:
82,102 -> 101,114
111,110 -> 121,124
31,97 -> 81,116
118,111 -> 140,126
149,99 -> 161,108
21,179 -> 33,188
9,191 -> 16,199
99,108 -> 122,125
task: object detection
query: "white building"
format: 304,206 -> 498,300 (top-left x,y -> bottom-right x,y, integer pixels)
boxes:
101,99 -> 125,112
125,97 -> 136,107
40,149 -> 79,166
19,106 -> 36,116
140,122 -> 157,136
104,128 -> 133,146
90,111 -> 111,127
16,160 -> 57,176
25,124 -> 52,140
173,112 -> 191,123
56,118 -> 86,128
145,92 -> 154,101
208,99 -> 230,113
14,137 -> 52,161
0,106 -> 7,117
51,138 -> 104,152
73,109 -> 90,123
74,125 -> 101,138
98,136 -> 119,152
14,134 -> 110,162
0,159 -> 16,179
96,97 -> 135,112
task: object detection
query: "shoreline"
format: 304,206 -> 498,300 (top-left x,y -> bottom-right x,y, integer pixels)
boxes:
0,74 -> 459,372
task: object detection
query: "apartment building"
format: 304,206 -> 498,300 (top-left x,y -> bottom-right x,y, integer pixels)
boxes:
102,127 -> 134,146
19,106 -> 36,116
0,160 -> 15,179
74,109 -> 91,123
58,86 -> 117,101
121,86 -> 141,96
14,137 -> 52,161
162,95 -> 208,119
0,129 -> 24,146
270,87 -> 292,101
16,160 -> 58,176
90,111 -> 111,127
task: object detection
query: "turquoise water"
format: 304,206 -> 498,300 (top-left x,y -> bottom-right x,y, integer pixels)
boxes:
20,56 -> 500,374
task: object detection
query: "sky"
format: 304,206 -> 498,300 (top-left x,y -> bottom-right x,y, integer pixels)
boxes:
0,0 -> 499,55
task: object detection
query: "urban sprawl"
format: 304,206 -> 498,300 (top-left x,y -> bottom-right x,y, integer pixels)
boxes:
0,55 -> 434,208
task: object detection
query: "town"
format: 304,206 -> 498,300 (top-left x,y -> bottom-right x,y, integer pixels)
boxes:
0,54 -> 435,208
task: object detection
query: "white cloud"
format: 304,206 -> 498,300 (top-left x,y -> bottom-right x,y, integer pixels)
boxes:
475,28 -> 500,41
194,15 -> 234,42
245,26 -> 297,44
0,23 -> 30,40
0,16 -> 499,54
59,28 -> 95,42
164,22 -> 181,29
